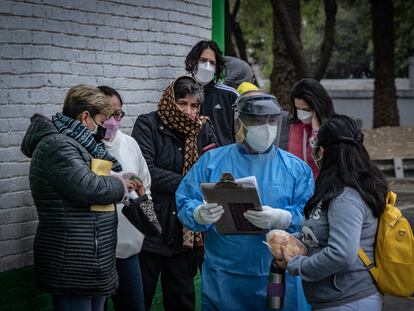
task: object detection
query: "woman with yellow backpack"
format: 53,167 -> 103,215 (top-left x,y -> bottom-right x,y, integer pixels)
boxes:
275,115 -> 388,310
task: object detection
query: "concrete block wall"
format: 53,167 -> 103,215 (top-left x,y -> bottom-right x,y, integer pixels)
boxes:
0,0 -> 212,273
321,78 -> 414,129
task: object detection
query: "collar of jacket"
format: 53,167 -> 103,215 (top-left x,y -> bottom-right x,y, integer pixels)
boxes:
202,80 -> 216,94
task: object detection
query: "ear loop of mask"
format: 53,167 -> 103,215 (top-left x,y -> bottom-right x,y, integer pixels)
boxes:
235,119 -> 248,143
311,145 -> 323,169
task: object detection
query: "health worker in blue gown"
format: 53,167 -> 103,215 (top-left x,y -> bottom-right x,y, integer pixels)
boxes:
176,91 -> 314,311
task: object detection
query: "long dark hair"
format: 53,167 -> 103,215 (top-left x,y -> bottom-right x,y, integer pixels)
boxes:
290,78 -> 335,124
304,115 -> 387,218
185,40 -> 225,82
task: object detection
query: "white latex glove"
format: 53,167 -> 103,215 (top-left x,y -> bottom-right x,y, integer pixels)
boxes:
193,203 -> 225,225
243,205 -> 292,229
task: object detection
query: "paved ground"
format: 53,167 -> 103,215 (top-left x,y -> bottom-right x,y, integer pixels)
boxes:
363,126 -> 414,160
364,129 -> 414,310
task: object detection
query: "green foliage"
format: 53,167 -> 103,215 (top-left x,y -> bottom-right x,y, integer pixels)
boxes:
235,0 -> 413,79
324,0 -> 372,78
237,0 -> 273,78
394,0 -> 414,77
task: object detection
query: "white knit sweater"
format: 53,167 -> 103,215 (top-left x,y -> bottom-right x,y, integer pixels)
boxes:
104,130 -> 152,259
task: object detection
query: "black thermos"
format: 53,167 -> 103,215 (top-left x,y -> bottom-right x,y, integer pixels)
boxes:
267,259 -> 285,309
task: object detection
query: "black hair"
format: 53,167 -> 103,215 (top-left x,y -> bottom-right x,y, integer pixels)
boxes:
98,85 -> 123,106
304,115 -> 387,218
289,78 -> 335,124
174,76 -> 204,104
185,40 -> 225,82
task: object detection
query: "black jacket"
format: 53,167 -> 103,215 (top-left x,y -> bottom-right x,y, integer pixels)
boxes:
201,82 -> 238,146
132,111 -> 216,256
21,114 -> 124,295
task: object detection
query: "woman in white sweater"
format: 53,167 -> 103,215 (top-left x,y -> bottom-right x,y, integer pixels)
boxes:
99,86 -> 150,311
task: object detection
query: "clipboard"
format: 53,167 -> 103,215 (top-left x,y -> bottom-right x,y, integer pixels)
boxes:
200,173 -> 265,235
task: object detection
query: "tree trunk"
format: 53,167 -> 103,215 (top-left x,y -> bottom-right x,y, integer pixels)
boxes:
370,0 -> 399,127
225,0 -> 237,57
313,0 -> 337,80
269,0 -> 301,109
231,14 -> 249,62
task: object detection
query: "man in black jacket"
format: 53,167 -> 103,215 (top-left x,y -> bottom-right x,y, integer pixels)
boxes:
185,40 -> 238,146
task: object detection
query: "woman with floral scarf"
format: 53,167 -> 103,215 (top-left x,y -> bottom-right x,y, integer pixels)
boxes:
131,76 -> 216,311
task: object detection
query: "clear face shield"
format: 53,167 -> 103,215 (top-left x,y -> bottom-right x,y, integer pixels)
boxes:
237,114 -> 283,153
234,93 -> 284,153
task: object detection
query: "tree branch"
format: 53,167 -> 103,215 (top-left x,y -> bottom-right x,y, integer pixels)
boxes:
270,0 -> 310,78
230,0 -> 249,63
313,0 -> 337,80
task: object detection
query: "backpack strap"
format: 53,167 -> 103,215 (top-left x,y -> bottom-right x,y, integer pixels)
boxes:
358,247 -> 375,270
386,191 -> 397,207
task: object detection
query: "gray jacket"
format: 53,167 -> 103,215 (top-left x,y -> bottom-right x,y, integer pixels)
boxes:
287,187 -> 381,309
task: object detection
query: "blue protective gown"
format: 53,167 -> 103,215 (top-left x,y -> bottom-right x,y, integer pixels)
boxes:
176,144 -> 314,311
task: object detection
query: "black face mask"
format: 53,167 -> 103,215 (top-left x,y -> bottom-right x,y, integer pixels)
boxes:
89,114 -> 107,142
93,125 -> 106,142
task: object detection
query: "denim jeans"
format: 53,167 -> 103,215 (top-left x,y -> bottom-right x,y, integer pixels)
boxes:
112,254 -> 145,311
52,294 -> 106,311
316,292 -> 383,311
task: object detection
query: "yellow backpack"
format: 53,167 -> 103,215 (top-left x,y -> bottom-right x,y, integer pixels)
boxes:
358,191 -> 414,297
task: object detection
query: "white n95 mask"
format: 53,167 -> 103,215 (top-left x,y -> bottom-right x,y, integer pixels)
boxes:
297,109 -> 313,124
194,62 -> 215,85
245,124 -> 278,153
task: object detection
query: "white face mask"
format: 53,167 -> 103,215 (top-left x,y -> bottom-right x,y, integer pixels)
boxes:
297,109 -> 313,124
194,62 -> 215,85
245,124 -> 278,153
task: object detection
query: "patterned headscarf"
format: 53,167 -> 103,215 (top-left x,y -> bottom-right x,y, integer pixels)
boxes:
157,77 -> 207,249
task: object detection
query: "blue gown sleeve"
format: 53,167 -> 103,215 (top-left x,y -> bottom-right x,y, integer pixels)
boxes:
283,165 -> 314,233
176,153 -> 213,232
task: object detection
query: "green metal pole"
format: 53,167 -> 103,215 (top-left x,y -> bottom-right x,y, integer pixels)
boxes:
211,0 -> 225,53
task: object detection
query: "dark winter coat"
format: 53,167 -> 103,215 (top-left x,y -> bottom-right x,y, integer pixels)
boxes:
131,111 -> 216,256
201,82 -> 238,146
20,114 -> 124,295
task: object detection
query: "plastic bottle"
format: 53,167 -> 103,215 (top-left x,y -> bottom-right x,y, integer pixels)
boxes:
267,259 -> 285,309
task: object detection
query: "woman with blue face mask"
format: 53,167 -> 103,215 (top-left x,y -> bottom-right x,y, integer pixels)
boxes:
287,79 -> 335,179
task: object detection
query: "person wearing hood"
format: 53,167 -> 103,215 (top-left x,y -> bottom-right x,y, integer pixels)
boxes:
223,56 -> 255,90
131,76 -> 216,311
287,79 -> 335,180
20,84 -> 133,311
99,86 -> 150,311
176,91 -> 313,311
185,40 -> 239,146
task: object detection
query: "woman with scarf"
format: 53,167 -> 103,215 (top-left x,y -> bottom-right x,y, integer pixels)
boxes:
131,76 -> 216,311
20,84 -> 132,311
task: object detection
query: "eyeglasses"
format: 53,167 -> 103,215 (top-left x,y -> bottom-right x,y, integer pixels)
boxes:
112,110 -> 125,121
